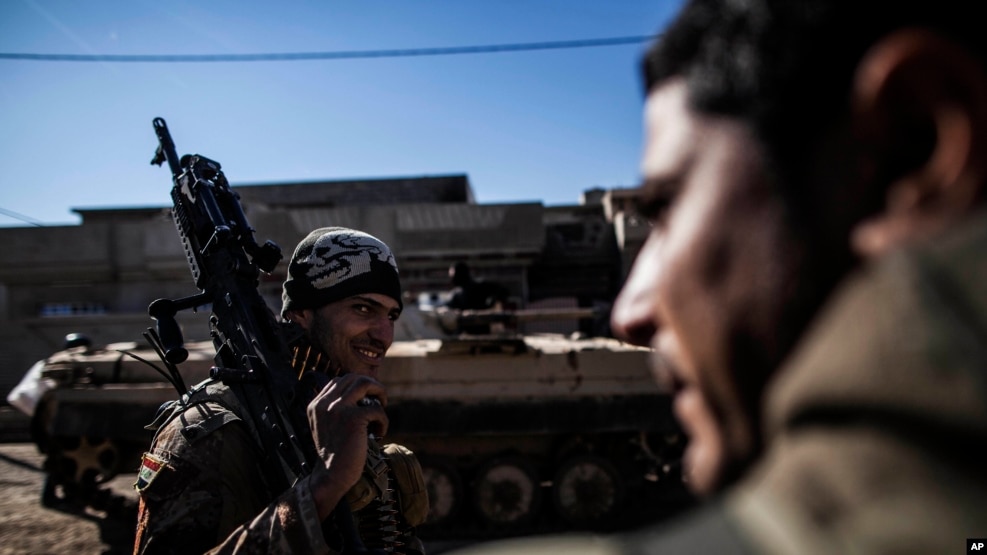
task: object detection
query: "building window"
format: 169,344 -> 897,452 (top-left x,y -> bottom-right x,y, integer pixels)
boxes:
39,302 -> 107,317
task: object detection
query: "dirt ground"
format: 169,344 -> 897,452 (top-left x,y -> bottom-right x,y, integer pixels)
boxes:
0,442 -> 137,554
0,442 -> 484,554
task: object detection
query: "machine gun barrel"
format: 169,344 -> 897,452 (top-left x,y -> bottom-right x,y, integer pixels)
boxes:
151,117 -> 181,178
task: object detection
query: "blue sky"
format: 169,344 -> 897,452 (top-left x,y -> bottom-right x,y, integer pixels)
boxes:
0,1 -> 682,227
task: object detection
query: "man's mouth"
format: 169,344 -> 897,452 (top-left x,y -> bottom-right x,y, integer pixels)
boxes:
356,347 -> 382,360
353,341 -> 386,361
649,349 -> 683,393
649,349 -> 693,429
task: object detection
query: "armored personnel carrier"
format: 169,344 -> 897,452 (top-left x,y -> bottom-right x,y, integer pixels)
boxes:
21,305 -> 691,535
20,334 -> 213,505
384,305 -> 691,537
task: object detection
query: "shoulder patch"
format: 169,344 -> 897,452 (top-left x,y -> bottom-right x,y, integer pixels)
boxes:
135,452 -> 167,491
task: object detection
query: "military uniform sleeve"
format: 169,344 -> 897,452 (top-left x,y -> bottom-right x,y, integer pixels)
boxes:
133,401 -> 332,555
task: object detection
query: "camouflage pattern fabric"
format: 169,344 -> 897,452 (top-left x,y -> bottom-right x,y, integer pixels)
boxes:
725,210 -> 987,554
133,379 -> 426,554
132,383 -> 327,554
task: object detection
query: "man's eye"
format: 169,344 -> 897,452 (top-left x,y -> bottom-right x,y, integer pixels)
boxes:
634,195 -> 673,227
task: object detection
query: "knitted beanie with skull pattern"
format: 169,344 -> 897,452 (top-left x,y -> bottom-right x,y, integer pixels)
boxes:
281,227 -> 402,317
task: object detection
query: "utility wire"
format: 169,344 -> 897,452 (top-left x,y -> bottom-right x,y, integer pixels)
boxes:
0,35 -> 655,63
0,34 -> 657,227
0,207 -> 46,227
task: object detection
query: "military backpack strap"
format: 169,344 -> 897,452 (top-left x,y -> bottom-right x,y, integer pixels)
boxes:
143,378 -> 236,444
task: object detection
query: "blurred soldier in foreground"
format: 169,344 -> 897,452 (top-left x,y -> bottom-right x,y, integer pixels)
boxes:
134,227 -> 427,554
458,0 -> 987,553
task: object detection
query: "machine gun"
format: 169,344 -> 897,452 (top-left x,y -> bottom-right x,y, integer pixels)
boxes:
147,117 -> 373,553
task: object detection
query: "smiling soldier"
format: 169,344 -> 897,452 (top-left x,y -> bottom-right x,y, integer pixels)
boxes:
134,227 -> 428,554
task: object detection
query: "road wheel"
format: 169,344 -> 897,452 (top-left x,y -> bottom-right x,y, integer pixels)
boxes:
43,436 -> 120,506
553,454 -> 623,527
60,435 -> 120,484
471,456 -> 541,528
420,459 -> 463,526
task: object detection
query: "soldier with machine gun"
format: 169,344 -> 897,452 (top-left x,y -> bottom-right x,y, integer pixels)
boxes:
133,119 -> 427,554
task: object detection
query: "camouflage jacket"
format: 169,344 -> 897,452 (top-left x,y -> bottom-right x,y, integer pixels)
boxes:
717,210 -> 987,553
133,379 -> 427,555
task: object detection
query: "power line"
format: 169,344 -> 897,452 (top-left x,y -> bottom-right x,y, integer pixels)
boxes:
0,35 -> 655,63
0,207 -> 46,227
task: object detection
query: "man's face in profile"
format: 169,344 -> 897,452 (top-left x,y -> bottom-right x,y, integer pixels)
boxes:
611,78 -> 818,495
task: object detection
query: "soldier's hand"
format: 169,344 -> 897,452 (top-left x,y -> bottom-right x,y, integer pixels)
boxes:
305,373 -> 388,517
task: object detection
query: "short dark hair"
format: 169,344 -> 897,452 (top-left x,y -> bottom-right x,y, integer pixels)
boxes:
642,0 -> 987,188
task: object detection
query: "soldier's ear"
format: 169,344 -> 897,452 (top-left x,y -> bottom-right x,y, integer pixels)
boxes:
285,309 -> 314,331
850,29 -> 987,257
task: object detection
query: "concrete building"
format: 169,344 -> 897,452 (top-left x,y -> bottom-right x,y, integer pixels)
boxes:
0,174 -> 645,400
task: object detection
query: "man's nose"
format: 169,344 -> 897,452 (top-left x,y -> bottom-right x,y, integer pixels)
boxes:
368,314 -> 395,346
611,235 -> 661,347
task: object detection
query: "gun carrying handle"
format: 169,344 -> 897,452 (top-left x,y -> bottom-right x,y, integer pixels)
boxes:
148,292 -> 213,365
